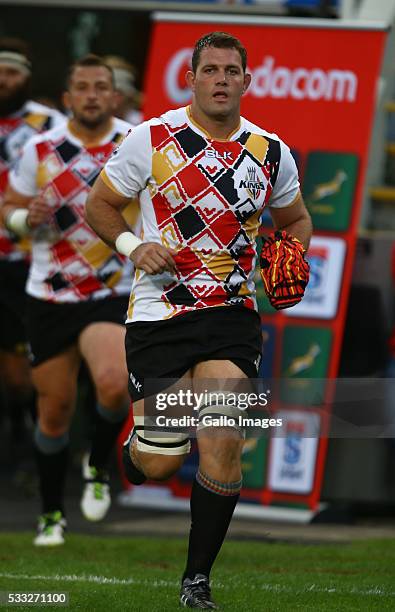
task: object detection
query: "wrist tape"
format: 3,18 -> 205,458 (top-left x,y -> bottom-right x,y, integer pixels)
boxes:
6,209 -> 30,236
115,231 -> 142,257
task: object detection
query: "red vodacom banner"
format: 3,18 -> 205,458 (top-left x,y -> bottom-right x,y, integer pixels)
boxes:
136,15 -> 387,514
144,19 -> 385,157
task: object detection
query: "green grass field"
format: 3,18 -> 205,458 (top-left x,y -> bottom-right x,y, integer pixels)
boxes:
0,533 -> 394,610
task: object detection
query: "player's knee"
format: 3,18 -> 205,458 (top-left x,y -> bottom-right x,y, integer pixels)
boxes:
201,436 -> 242,464
134,416 -> 191,457
199,439 -> 243,483
132,414 -> 190,480
138,454 -> 184,481
197,391 -> 246,444
197,390 -> 245,473
38,417 -> 69,438
37,397 -> 73,436
95,366 -> 128,408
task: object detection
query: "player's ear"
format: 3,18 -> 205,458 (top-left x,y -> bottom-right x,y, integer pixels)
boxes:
112,90 -> 122,112
186,70 -> 195,92
62,91 -> 71,111
242,72 -> 252,94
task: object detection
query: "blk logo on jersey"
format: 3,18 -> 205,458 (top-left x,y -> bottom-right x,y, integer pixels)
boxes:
239,166 -> 265,200
206,149 -> 233,160
129,372 -> 142,393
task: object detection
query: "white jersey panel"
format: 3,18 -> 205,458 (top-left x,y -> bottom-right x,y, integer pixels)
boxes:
9,134 -> 40,196
103,121 -> 153,198
10,118 -> 137,303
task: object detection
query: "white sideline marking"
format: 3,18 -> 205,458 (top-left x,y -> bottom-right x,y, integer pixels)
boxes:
0,573 -> 394,597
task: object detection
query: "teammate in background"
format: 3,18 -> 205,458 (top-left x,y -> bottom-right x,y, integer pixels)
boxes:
0,38 -> 64,457
103,55 -> 142,126
2,54 -> 136,546
86,33 -> 312,608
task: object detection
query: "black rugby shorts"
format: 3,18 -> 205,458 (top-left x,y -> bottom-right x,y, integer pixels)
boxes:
26,294 -> 129,366
125,305 -> 262,402
0,260 -> 29,352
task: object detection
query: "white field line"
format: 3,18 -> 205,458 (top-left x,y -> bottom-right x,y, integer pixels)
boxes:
0,573 -> 394,597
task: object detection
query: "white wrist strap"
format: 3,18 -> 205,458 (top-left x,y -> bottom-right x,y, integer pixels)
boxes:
5,209 -> 30,237
115,231 -> 142,257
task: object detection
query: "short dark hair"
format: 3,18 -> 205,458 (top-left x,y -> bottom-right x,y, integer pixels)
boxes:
192,31 -> 247,73
66,54 -> 114,89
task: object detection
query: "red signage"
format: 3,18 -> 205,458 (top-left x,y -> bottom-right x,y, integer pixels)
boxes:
144,20 -> 385,156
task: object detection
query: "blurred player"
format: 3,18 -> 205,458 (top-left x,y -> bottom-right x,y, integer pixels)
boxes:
0,38 -> 64,454
86,33 -> 311,608
2,54 -> 137,546
103,55 -> 142,126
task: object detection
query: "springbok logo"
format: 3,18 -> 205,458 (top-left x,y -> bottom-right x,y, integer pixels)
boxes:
239,166 -> 265,200
285,343 -> 321,376
309,170 -> 348,202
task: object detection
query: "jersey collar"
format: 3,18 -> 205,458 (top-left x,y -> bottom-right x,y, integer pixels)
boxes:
186,105 -> 243,142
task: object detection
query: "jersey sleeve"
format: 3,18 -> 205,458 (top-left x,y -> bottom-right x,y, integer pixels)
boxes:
269,140 -> 300,208
49,110 -> 67,129
101,122 -> 152,199
8,137 -> 39,197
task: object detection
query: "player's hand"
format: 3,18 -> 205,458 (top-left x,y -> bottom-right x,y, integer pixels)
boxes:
27,197 -> 52,229
131,242 -> 177,275
259,230 -> 310,310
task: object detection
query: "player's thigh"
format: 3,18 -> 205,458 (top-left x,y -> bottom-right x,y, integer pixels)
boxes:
192,358 -> 249,400
78,321 -> 128,390
193,359 -> 246,466
192,358 -> 247,381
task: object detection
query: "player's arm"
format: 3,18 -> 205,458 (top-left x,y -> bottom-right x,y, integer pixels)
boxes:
86,175 -> 176,275
1,186 -> 51,236
259,143 -> 312,310
0,136 -> 52,235
260,195 -> 311,310
1,186 -> 30,234
269,191 -> 312,251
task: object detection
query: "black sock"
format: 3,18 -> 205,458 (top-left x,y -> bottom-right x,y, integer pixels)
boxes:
34,445 -> 68,515
89,405 -> 128,471
183,476 -> 240,581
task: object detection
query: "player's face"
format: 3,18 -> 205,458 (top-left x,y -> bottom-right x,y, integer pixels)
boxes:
0,65 -> 27,97
66,66 -> 115,128
187,47 -> 250,121
0,65 -> 29,114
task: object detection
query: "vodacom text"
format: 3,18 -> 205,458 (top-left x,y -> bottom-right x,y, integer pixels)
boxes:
164,49 -> 358,104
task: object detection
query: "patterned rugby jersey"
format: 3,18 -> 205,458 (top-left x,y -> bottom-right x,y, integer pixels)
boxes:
102,106 -> 300,323
9,118 -> 138,303
0,100 -> 65,261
